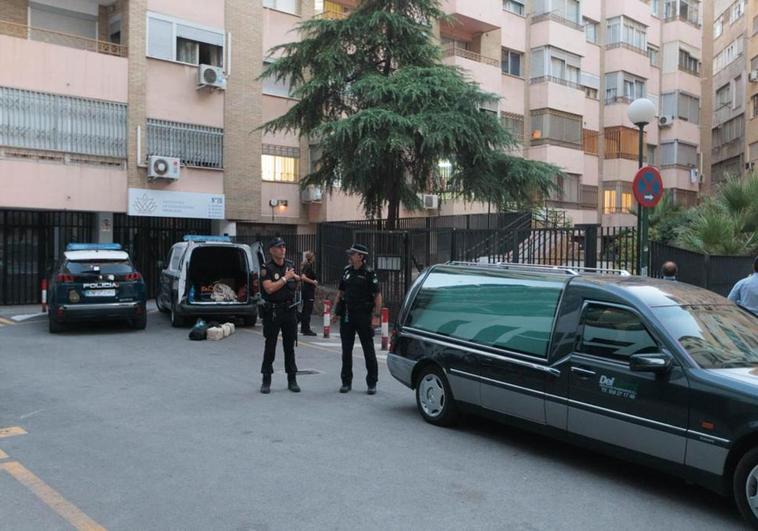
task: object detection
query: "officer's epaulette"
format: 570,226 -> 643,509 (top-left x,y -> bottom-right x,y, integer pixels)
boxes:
342,264 -> 351,271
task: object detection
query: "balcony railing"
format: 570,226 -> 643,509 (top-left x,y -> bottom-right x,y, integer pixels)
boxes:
442,45 -> 499,67
529,76 -> 582,90
0,19 -> 127,57
604,41 -> 648,57
663,15 -> 701,28
604,126 -> 646,160
315,7 -> 348,19
531,12 -> 583,31
678,63 -> 700,76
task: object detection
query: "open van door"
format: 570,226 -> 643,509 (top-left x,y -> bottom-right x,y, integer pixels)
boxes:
176,242 -> 192,305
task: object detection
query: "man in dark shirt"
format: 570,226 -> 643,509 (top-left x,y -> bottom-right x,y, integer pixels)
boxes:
259,237 -> 301,394
333,244 -> 382,395
300,251 -> 318,336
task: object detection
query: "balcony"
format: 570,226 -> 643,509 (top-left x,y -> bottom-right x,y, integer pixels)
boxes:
604,126 -> 647,161
0,18 -> 127,57
442,45 -> 499,68
441,0 -> 500,32
583,130 -> 599,155
531,12 -> 582,31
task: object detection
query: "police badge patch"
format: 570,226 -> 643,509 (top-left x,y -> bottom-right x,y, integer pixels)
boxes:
274,273 -> 280,280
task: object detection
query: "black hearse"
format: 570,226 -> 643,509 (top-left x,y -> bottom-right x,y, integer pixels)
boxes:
388,263 -> 758,526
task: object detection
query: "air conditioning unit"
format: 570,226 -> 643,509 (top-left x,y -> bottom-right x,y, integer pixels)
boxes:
197,64 -> 226,90
300,185 -> 323,203
147,156 -> 181,180
658,115 -> 674,127
422,194 -> 439,209
749,70 -> 758,83
689,167 -> 700,184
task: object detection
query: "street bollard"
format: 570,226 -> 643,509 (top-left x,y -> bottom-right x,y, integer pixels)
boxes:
40,278 -> 48,313
381,307 -> 389,351
323,299 -> 331,338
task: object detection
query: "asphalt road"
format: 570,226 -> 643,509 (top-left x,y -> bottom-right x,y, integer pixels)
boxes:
0,311 -> 749,530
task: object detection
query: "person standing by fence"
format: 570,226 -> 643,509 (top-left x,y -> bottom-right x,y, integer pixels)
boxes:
300,251 -> 318,336
728,256 -> 758,315
661,261 -> 678,281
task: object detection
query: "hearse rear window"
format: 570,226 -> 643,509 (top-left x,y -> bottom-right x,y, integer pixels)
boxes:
406,267 -> 564,357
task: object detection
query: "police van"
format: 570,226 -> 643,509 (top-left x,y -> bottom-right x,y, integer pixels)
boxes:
157,235 -> 264,327
388,262 -> 758,526
48,243 -> 147,333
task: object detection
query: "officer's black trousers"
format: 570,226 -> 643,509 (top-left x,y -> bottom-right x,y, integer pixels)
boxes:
261,307 -> 298,376
340,311 -> 378,386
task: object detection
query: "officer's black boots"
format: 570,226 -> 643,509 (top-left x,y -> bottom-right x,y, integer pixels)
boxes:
260,374 -> 271,394
367,386 -> 377,395
288,375 -> 301,393
339,383 -> 351,393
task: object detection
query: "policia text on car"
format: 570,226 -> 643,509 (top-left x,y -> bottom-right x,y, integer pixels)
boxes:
333,244 -> 382,395
259,237 -> 301,394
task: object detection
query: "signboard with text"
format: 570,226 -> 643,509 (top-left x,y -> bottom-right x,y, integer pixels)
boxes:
128,188 -> 225,220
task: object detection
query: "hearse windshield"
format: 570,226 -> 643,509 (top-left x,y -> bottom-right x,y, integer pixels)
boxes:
652,305 -> 758,369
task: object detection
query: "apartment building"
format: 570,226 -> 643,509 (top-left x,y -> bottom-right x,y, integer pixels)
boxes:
0,0 -> 704,242
702,0 -> 758,185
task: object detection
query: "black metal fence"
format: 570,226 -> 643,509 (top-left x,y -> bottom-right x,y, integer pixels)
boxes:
650,241 -> 754,297
0,209 -> 94,305
113,215 -> 211,299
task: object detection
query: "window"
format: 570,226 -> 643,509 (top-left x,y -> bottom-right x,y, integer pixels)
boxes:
603,190 -> 616,214
716,83 -> 732,108
584,18 -> 598,44
714,36 -> 744,74
262,152 -> 299,182
549,173 -> 580,203
607,16 -> 647,53
752,94 -> 758,118
531,46 -> 582,87
660,141 -> 698,167
621,192 -> 633,212
648,45 -> 659,67
584,87 -> 598,99
530,109 -> 583,147
713,115 -> 745,147
646,144 -> 656,165
262,0 -> 301,16
405,267 -> 565,357
501,48 -> 523,77
662,91 -> 699,123
679,0 -> 700,25
147,13 -> 225,67
578,305 -> 658,361
651,0 -> 660,17
262,62 -> 294,97
605,72 -> 645,103
147,119 -> 224,168
678,48 -> 700,75
501,112 -> 525,142
753,15 -> 758,35
734,75 -> 744,109
731,0 -> 745,23
714,16 -> 723,38
503,0 -> 525,16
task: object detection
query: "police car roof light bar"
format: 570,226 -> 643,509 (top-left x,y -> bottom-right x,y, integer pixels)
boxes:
182,235 -> 232,242
65,243 -> 123,251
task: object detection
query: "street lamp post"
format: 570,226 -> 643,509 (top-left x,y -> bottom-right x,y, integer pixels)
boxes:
627,98 -> 657,276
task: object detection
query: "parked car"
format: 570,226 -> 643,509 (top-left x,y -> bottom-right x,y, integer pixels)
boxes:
48,243 -> 147,333
157,235 -> 264,327
388,262 -> 758,527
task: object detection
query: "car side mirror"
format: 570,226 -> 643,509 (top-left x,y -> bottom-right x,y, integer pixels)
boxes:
629,352 -> 672,374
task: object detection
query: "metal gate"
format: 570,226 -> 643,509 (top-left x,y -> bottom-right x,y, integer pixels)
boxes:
0,209 -> 94,304
113,215 -> 211,299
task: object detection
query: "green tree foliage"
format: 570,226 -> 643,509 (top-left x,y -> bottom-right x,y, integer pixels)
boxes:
674,173 -> 758,255
261,0 -> 560,227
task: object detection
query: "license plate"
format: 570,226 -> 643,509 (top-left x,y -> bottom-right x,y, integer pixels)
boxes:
84,289 -> 116,297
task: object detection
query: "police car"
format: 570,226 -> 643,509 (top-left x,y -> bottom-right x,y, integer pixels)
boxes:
48,243 -> 147,333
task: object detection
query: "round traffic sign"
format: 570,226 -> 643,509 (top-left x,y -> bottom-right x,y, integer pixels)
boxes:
633,166 -> 664,208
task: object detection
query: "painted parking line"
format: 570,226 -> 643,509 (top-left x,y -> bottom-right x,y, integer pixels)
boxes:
0,317 -> 14,326
0,461 -> 106,531
0,449 -> 8,459
239,329 -> 387,362
0,426 -> 27,439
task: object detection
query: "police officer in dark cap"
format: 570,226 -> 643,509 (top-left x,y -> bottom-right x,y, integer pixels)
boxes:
333,243 -> 382,394
259,237 -> 301,394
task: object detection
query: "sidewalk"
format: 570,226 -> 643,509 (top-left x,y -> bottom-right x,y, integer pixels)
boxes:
0,300 -> 159,322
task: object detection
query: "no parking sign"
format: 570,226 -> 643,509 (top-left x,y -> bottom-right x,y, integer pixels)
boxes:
633,166 -> 664,208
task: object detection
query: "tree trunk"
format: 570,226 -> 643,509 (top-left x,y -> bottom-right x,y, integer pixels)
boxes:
386,176 -> 400,230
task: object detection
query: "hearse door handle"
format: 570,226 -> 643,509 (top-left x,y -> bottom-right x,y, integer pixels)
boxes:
570,366 -> 596,378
